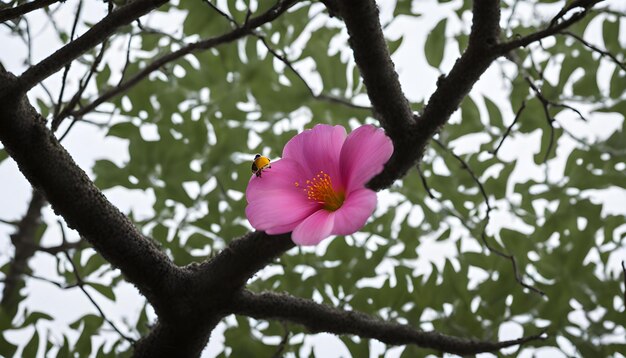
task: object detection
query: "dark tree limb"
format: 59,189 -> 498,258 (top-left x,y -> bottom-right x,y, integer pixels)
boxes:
370,0 -> 502,190
0,0 -> 61,23
231,290 -> 546,355
0,69 -> 183,315
334,0 -> 418,192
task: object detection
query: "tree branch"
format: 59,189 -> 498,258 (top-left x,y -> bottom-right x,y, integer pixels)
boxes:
68,0 -> 299,122
190,232 -> 294,297
0,0 -> 61,23
560,30 -> 625,72
63,249 -> 136,343
9,0 -> 170,94
0,69 -> 182,315
498,2 -> 602,54
370,0 -> 502,190
491,100 -> 526,156
231,290 -> 546,355
1,190 -> 45,313
334,0 -> 417,192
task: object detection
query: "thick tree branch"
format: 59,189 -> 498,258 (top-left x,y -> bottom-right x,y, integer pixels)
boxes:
370,0 -> 502,190
231,290 -> 546,355
0,69 -> 182,314
0,0 -> 61,23
334,0 -> 417,192
8,0 -> 169,94
190,232 -> 294,295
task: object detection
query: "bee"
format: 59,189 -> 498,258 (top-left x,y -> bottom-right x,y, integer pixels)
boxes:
251,154 -> 271,177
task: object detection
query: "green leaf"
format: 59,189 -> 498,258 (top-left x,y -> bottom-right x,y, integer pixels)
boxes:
0,333 -> 17,357
424,18 -> 447,68
89,283 -> 116,301
388,36 -> 404,54
20,311 -> 53,328
185,233 -> 209,249
602,18 -> 621,55
484,96 -> 503,128
23,330 -> 39,357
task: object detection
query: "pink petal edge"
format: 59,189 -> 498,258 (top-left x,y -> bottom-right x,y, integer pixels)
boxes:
332,188 -> 377,236
245,159 -> 319,233
292,209 -> 335,246
282,124 -> 347,185
340,125 -> 393,191
246,159 -> 307,203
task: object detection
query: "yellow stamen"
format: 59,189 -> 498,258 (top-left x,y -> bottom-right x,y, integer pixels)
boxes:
294,171 -> 344,211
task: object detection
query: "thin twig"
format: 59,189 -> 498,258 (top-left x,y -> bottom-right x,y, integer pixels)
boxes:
498,3 -> 601,53
39,239 -> 85,255
52,0 -> 84,121
524,76 -> 557,163
433,139 -> 492,212
433,139 -> 545,296
55,38 -> 109,134
272,322 -> 290,358
416,164 -> 436,199
201,0 -> 238,28
24,17 -> 33,66
203,0 -> 371,111
0,218 -> 19,226
479,222 -> 545,296
550,0 -> 603,28
59,222 -> 136,343
256,35 -> 371,111
10,0 -> 170,94
25,272 -> 79,289
560,31 -> 625,72
491,100 -> 526,156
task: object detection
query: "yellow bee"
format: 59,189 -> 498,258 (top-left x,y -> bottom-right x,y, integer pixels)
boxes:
251,154 -> 271,177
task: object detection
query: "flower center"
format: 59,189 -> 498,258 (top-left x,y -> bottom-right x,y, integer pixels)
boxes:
295,171 -> 344,211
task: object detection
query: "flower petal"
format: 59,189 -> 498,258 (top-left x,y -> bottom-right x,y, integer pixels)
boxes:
245,159 -> 319,233
245,194 -> 317,233
282,124 -> 347,185
332,188 -> 377,236
246,159 -> 307,203
339,125 -> 393,190
292,209 -> 335,246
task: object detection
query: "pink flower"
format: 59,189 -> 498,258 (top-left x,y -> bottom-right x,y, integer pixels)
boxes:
245,124 -> 394,246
